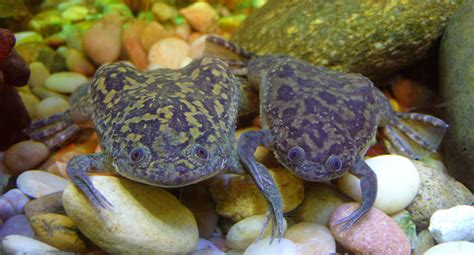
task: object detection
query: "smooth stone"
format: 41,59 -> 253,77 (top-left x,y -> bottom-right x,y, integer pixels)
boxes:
189,35 -> 207,59
440,0 -> 474,191
424,241 -> 474,255
65,48 -> 95,76
83,14 -> 123,65
232,1 -> 461,80
0,198 -> 15,220
151,2 -> 177,22
390,210 -> 417,250
191,239 -> 224,255
17,170 -> 69,198
63,176 -> 199,254
209,167 -> 304,221
3,140 -> 50,175
0,214 -> 34,239
284,222 -> 336,255
30,213 -> 90,252
177,183 -> 218,239
293,182 -> 351,226
24,191 -> 64,218
226,214 -> 288,250
2,235 -> 60,253
35,96 -> 70,119
338,155 -> 420,214
44,72 -> 89,94
2,189 -> 29,214
28,62 -> 50,89
179,2 -> 219,33
330,203 -> 410,255
416,230 -> 435,255
122,20 -> 149,70
140,21 -> 172,51
148,37 -> 190,69
429,205 -> 474,243
243,237 -> 299,255
61,5 -> 88,22
18,91 -> 41,119
406,159 -> 473,229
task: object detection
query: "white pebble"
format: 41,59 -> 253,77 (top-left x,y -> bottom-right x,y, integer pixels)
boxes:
44,72 -> 89,94
243,237 -> 299,255
337,155 -> 420,214
35,97 -> 70,119
424,241 -> 474,255
429,205 -> 474,243
16,170 -> 69,198
2,235 -> 59,253
226,214 -> 288,250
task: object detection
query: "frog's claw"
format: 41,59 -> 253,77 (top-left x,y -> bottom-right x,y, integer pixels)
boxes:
238,129 -> 284,242
334,158 -> 377,230
67,154 -> 113,210
24,111 -> 81,149
382,111 -> 448,160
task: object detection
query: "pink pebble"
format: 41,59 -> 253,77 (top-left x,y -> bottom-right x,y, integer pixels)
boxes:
329,203 -> 410,255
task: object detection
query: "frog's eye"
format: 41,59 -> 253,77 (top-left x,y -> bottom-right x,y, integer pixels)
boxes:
193,145 -> 209,160
326,155 -> 343,172
130,147 -> 146,162
287,146 -> 305,163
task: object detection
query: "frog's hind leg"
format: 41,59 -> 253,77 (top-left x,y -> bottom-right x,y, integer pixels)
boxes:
24,111 -> 82,149
238,129 -> 284,242
382,111 -> 448,159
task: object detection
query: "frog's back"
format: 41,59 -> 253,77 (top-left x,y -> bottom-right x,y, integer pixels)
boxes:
260,57 -> 381,154
89,57 -> 239,186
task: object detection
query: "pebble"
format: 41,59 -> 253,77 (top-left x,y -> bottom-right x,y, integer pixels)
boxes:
329,203 -> 411,255
16,170 -> 69,198
177,183 -> 218,239
24,191 -> 64,218
174,23 -> 192,40
429,205 -> 474,243
284,222 -> 336,255
416,229 -> 435,255
35,96 -> 70,119
189,35 -> 207,59
122,20 -> 149,70
406,159 -> 473,229
243,237 -> 299,255
61,5 -> 89,22
30,213 -> 90,252
3,140 -> 50,175
180,2 -> 219,33
44,72 -> 89,94
65,48 -> 95,76
0,214 -> 34,239
338,154 -> 420,214
28,61 -> 50,89
293,182 -> 351,226
0,198 -> 15,220
83,14 -> 123,65
191,239 -> 224,255
2,235 -> 60,253
148,37 -> 190,69
209,167 -> 304,221
141,21 -> 173,51
2,189 -> 29,214
226,214 -> 288,250
152,2 -> 178,22
424,241 -> 474,255
63,176 -> 199,254
18,91 -> 41,119
390,210 -> 417,250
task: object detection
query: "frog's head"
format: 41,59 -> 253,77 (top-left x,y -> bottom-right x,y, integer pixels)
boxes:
273,119 -> 357,182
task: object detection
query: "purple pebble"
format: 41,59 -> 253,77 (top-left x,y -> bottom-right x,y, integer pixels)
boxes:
0,198 -> 15,220
2,189 -> 29,214
0,214 -> 34,239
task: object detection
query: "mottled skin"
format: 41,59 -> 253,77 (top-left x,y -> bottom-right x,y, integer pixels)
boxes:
25,57 -> 280,219
205,36 -> 448,235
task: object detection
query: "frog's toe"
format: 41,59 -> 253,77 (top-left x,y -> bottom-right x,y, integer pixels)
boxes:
24,112 -> 66,132
27,121 -> 71,140
257,207 -> 284,244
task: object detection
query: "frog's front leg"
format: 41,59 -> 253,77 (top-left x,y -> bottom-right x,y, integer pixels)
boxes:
335,157 -> 377,230
67,152 -> 114,209
238,129 -> 284,242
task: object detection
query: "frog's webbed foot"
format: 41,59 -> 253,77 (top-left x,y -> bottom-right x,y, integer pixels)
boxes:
334,158 -> 377,230
67,153 -> 113,210
238,129 -> 284,242
24,111 -> 81,149
382,111 -> 448,160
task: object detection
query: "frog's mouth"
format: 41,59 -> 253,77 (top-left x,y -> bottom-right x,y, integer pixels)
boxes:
290,164 -> 347,182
